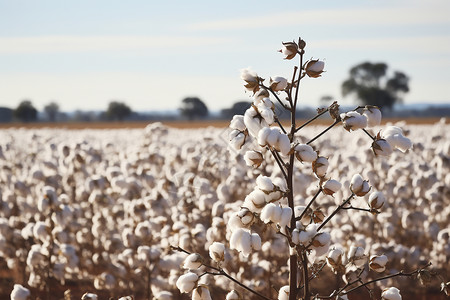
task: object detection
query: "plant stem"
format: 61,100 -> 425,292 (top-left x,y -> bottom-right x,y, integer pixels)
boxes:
302,251 -> 310,300
362,128 -> 376,141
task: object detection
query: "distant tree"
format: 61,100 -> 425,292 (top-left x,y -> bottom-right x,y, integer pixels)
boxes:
106,101 -> 132,121
320,95 -> 334,105
14,100 -> 37,122
179,97 -> 209,120
0,107 -> 13,123
341,62 -> 409,110
44,101 -> 60,122
221,101 -> 251,119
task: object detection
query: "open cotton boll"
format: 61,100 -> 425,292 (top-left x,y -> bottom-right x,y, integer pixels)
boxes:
229,115 -> 246,131
243,190 -> 267,213
226,290 -> 241,300
244,150 -> 264,168
372,139 -> 393,156
363,106 -> 382,127
369,254 -> 388,272
10,284 -> 30,300
276,133 -> 291,156
176,272 -> 198,293
266,128 -> 280,146
258,127 -> 272,146
209,242 -> 225,263
256,175 -> 274,192
81,293 -> 98,300
260,203 -> 279,224
341,111 -> 368,132
279,207 -> 292,228
381,287 -> 402,300
368,191 -> 385,210
192,286 -> 212,300
278,285 -> 290,300
183,253 -> 202,270
294,144 -> 317,163
270,76 -> 288,92
348,246 -> 366,267
350,174 -> 370,196
251,233 -> 262,251
313,156 -> 329,178
323,179 -> 342,196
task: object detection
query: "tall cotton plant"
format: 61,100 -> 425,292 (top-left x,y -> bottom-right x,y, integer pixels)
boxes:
173,37 -> 444,300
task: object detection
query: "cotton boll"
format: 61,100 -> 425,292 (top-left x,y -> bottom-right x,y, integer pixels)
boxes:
256,175 -> 274,192
323,179 -> 342,196
363,106 -> 382,127
251,233 -> 262,251
226,290 -> 241,300
350,174 -> 370,196
229,115 -> 246,131
176,272 -> 198,293
183,253 -> 203,270
341,111 -> 368,131
209,242 -> 225,263
258,127 -> 272,146
381,287 -> 402,300
313,156 -> 329,178
277,133 -> 291,156
279,207 -> 292,228
270,76 -> 288,92
368,191 -> 385,210
266,128 -> 280,147
10,284 -> 30,300
278,285 -> 289,300
294,144 -> 317,163
81,293 -> 98,300
192,286 -> 212,300
244,151 -> 264,168
369,254 -> 388,272
260,203 -> 278,224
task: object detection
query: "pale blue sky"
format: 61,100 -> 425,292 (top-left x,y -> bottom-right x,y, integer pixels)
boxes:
1,0 -> 449,112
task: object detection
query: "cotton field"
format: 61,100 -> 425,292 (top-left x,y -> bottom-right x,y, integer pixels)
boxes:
0,119 -> 449,299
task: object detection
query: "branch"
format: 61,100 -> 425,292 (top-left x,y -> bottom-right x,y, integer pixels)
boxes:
171,246 -> 273,300
306,119 -> 341,145
295,187 -> 322,222
269,147 -> 288,180
295,108 -> 329,133
362,128 -> 376,141
317,193 -> 355,232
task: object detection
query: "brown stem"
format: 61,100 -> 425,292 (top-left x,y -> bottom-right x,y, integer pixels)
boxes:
172,246 -> 273,300
317,193 -> 355,232
295,187 -> 322,222
306,120 -> 340,145
295,108 -> 329,133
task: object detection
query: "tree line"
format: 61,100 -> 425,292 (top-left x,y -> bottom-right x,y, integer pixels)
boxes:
0,61 -> 412,123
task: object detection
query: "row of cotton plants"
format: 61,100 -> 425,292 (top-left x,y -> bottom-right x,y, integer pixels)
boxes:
1,120 -> 448,299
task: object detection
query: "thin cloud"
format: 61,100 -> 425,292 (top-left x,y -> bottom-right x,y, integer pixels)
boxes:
0,35 -> 233,54
187,6 -> 450,31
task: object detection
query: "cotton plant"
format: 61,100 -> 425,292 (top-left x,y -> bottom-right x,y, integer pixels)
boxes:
173,37 -> 445,300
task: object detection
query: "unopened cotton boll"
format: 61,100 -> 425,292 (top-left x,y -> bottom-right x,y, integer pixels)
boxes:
278,285 -> 290,300
192,286 -> 212,300
341,111 -> 368,132
369,254 -> 388,272
294,144 -> 317,163
183,253 -> 202,270
323,179 -> 342,196
270,76 -> 288,92
363,106 -> 382,127
381,287 -> 402,300
209,242 -> 225,263
10,284 -> 30,300
176,272 -> 198,293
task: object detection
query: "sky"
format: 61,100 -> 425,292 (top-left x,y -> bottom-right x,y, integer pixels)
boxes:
0,0 -> 449,113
